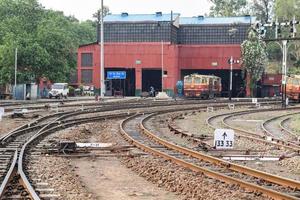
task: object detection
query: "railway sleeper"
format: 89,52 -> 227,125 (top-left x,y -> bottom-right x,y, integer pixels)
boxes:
39,193 -> 60,199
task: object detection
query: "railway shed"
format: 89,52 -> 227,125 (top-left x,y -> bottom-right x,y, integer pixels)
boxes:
77,12 -> 254,97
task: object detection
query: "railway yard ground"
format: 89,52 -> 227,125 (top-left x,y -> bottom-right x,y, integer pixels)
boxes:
1,97 -> 300,200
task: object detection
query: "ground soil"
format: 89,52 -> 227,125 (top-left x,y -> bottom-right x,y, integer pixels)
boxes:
72,157 -> 180,200
0,117 -> 31,136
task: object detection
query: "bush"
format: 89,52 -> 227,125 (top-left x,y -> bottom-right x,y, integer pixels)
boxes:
68,86 -> 75,96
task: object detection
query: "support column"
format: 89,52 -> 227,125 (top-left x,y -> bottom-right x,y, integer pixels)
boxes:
246,73 -> 251,97
135,68 -> 142,96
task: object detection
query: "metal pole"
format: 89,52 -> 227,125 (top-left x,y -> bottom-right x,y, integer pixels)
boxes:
284,40 -> 287,107
14,48 -> 18,99
293,16 -> 296,38
161,40 -> 164,92
229,56 -> 233,101
100,0 -> 105,98
282,40 -> 287,108
275,18 -> 278,39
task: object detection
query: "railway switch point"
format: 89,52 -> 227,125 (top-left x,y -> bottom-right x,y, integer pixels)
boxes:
228,104 -> 235,110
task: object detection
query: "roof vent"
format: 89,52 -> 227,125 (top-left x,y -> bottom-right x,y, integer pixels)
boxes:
121,12 -> 128,17
198,15 -> 204,20
156,12 -> 162,17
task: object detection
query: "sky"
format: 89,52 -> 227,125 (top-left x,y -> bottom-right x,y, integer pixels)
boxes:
38,0 -> 212,21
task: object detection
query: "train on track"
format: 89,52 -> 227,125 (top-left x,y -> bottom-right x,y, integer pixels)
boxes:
286,75 -> 300,102
183,74 -> 222,99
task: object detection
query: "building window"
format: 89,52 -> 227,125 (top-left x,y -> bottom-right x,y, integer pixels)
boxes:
81,53 -> 93,67
81,69 -> 93,84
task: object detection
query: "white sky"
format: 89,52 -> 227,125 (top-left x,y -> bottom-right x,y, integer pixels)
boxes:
38,0 -> 212,21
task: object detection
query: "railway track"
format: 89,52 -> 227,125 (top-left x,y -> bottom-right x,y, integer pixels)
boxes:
0,112 -> 67,199
120,113 -> 300,200
1,98 -> 279,113
280,116 -> 300,140
166,106 -> 300,152
262,112 -> 300,141
219,108 -> 300,152
0,99 -> 284,199
120,115 -> 300,199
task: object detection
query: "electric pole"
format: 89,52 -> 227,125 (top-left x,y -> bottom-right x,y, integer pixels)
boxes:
100,0 -> 105,98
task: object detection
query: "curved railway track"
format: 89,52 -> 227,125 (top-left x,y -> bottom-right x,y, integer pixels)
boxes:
0,99 -> 284,199
280,116 -> 300,140
262,112 -> 300,143
206,108 -> 300,152
120,113 -> 300,200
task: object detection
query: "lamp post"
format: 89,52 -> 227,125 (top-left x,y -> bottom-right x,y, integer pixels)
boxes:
100,0 -> 105,98
282,40 -> 287,108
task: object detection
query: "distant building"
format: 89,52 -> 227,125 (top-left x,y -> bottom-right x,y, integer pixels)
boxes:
77,12 -> 254,96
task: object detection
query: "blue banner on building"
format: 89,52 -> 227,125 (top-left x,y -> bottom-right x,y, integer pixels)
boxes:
107,71 -> 127,79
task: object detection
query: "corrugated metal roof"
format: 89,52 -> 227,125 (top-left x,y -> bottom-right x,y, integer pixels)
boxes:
180,16 -> 255,25
104,12 -> 180,22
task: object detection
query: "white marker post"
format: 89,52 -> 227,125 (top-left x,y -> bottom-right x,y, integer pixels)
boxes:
214,129 -> 235,149
0,107 -> 4,121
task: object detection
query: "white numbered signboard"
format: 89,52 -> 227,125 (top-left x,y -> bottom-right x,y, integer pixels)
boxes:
214,129 -> 234,149
252,98 -> 258,104
76,143 -> 113,148
0,107 -> 4,121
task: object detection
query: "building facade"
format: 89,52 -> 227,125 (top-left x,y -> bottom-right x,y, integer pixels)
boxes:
77,12 -> 254,96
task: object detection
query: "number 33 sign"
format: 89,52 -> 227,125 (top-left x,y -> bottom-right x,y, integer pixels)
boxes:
214,129 -> 234,149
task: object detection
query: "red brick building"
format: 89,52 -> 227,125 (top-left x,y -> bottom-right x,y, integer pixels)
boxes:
77,12 -> 254,96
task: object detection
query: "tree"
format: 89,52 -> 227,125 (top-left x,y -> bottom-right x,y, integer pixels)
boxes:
250,0 -> 274,23
274,0 -> 300,74
275,0 -> 300,20
209,0 -> 248,17
241,29 -> 268,96
0,0 -> 96,86
93,6 -> 110,42
93,6 -> 110,20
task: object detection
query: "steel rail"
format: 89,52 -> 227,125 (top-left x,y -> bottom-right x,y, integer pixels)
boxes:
120,114 -> 299,200
1,99 -> 275,143
0,111 -> 74,143
261,112 -> 300,140
221,110 -> 300,152
15,104 -> 204,199
206,109 -> 294,149
0,150 -> 18,197
2,98 -> 280,113
14,110 -> 88,199
280,117 -> 300,139
141,113 -> 300,189
0,100 -> 282,199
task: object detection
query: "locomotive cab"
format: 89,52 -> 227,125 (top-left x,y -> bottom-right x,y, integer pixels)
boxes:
184,74 -> 222,99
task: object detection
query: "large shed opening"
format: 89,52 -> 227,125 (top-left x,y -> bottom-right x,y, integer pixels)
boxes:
142,69 -> 162,94
181,69 -> 244,97
105,68 -> 135,96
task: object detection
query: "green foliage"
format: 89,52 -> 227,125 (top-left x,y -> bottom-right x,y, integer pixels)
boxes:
250,0 -> 274,23
275,0 -> 300,20
0,0 -> 96,85
209,0 -> 248,17
241,29 -> 268,96
273,0 -> 300,74
68,85 -> 75,96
